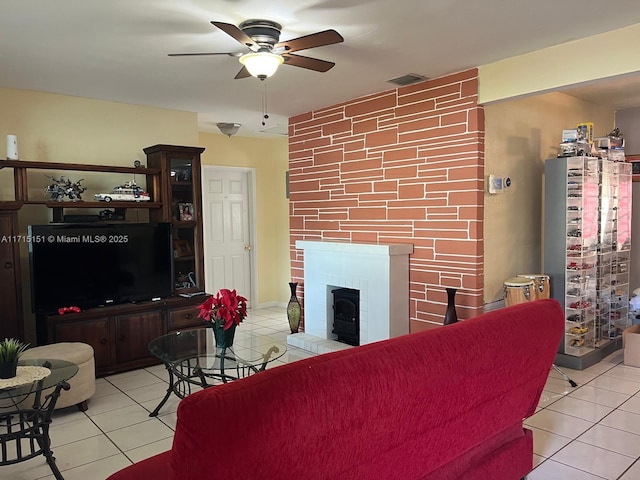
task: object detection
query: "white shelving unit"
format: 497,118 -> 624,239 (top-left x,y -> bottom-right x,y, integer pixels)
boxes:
544,156 -> 632,370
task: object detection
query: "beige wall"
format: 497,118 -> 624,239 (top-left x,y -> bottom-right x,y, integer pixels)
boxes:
0,88 -> 198,165
479,23 -> 640,104
483,92 -> 614,303
198,132 -> 290,306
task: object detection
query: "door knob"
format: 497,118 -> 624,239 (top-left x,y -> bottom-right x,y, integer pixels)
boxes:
244,245 -> 252,251
4,262 -> 12,269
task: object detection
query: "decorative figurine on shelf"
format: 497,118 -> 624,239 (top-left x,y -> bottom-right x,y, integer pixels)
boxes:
94,181 -> 151,202
44,175 -> 86,202
175,271 -> 197,289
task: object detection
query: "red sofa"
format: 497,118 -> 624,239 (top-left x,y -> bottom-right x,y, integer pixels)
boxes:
108,299 -> 563,480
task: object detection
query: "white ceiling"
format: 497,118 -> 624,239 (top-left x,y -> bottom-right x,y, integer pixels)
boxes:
1,0 -> 640,137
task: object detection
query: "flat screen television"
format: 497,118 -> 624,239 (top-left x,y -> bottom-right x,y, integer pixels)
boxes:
28,222 -> 173,314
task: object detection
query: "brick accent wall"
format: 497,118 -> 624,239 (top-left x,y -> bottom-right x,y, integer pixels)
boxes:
289,69 -> 484,331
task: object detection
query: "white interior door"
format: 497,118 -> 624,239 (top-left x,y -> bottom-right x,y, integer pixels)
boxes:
202,167 -> 254,304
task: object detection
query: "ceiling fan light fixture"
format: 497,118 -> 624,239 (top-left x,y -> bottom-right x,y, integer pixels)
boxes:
216,122 -> 241,137
239,52 -> 284,79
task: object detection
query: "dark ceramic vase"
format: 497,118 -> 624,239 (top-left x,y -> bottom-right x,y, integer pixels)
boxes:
287,282 -> 302,334
443,288 -> 459,325
0,361 -> 18,379
211,322 -> 237,348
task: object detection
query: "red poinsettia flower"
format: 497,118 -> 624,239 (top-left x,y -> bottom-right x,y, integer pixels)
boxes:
197,289 -> 248,330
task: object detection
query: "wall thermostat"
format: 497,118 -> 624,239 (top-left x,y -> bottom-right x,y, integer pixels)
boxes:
488,175 -> 511,194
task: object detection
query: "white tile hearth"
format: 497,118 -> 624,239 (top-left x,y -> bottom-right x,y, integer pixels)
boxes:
287,332 -> 354,355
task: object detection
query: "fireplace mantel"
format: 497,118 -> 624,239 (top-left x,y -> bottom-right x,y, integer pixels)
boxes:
292,241 -> 413,351
296,241 -> 414,257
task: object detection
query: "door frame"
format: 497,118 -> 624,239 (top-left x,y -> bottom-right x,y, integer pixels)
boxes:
201,165 -> 258,307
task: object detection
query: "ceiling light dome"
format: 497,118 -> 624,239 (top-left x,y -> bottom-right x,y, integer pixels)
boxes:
216,122 -> 241,137
239,52 -> 284,80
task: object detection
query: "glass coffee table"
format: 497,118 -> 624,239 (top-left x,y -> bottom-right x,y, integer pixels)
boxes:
0,358 -> 78,480
148,328 -> 286,416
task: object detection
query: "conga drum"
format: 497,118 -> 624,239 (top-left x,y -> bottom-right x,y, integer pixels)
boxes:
503,277 -> 534,307
518,274 -> 550,301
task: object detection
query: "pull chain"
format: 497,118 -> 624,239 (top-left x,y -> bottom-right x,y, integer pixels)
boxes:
262,82 -> 269,126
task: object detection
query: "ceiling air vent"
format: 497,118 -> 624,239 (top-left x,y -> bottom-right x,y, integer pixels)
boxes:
387,73 -> 427,86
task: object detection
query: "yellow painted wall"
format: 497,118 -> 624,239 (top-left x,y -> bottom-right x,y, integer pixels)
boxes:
198,132 -> 290,306
0,87 -> 198,341
483,91 -> 614,303
0,88 -> 197,164
479,23 -> 640,104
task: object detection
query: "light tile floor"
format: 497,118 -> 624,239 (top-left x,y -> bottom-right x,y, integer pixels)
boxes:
3,307 -> 640,479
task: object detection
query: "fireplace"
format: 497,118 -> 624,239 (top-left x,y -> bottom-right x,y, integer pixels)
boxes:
289,241 -> 413,354
332,288 -> 360,346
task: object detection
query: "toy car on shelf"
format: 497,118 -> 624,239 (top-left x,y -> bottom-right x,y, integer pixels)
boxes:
570,300 -> 592,309
94,182 -> 150,202
568,326 -> 589,335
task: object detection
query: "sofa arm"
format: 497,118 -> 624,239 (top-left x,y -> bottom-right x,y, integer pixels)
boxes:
106,451 -> 171,480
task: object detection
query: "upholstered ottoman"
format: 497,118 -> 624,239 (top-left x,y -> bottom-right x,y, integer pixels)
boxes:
21,342 -> 96,411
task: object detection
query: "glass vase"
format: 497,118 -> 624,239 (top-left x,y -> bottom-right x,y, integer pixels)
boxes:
287,282 -> 301,334
211,322 -> 237,348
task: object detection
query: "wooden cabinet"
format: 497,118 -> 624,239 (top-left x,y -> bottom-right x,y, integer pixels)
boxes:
47,296 -> 204,376
0,208 -> 24,340
145,145 -> 205,294
1,145 -> 208,375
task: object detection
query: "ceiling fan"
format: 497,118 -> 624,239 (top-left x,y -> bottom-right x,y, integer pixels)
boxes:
169,19 -> 344,80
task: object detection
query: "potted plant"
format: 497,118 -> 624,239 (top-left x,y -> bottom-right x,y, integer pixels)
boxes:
197,289 -> 247,348
0,338 -> 29,379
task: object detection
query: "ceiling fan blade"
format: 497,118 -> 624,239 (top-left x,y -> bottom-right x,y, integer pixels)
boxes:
168,52 -> 239,57
282,53 -> 335,72
276,30 -> 343,53
211,21 -> 260,51
234,66 -> 252,79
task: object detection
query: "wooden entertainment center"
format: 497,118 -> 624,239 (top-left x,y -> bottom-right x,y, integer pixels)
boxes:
0,144 -> 208,376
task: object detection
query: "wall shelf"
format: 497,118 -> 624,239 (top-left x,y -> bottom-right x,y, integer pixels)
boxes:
0,159 -> 161,206
0,159 -> 160,175
23,200 -> 162,209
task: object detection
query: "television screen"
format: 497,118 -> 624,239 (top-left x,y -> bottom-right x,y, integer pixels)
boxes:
28,222 -> 173,314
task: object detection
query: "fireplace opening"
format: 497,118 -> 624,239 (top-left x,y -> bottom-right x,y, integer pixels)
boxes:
332,288 -> 360,346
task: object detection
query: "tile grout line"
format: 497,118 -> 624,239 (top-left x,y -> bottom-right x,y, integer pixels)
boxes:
530,356 -> 640,478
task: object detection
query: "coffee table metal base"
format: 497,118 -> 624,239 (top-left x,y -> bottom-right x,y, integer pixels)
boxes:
149,347 -> 280,417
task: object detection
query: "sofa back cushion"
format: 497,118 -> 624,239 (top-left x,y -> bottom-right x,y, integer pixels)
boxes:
171,299 -> 563,479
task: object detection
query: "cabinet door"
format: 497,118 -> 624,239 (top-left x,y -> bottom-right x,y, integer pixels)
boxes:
55,317 -> 113,371
0,212 -> 23,339
114,311 -> 164,364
